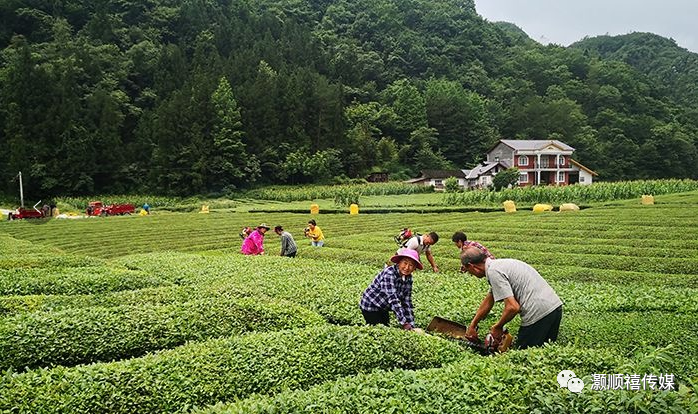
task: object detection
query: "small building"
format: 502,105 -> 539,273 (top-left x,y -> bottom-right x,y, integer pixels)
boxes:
569,159 -> 597,185
406,170 -> 467,191
366,172 -> 389,182
463,161 -> 510,189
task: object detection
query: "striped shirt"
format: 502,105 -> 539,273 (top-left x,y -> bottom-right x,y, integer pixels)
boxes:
359,264 -> 414,325
463,241 -> 495,259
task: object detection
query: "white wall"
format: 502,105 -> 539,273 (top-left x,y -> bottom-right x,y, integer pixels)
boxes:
578,170 -> 594,185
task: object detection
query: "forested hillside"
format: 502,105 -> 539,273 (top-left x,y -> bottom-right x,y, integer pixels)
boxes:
1,0 -> 697,197
572,33 -> 698,104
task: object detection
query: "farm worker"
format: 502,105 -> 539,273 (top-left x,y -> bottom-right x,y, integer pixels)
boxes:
241,223 -> 270,255
461,246 -> 563,349
274,225 -> 297,258
359,248 -> 422,330
143,203 -> 150,214
304,219 -> 324,247
451,231 -> 495,272
403,232 -> 440,273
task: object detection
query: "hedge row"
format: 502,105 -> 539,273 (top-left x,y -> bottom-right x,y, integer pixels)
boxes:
199,345 -> 697,414
553,282 -> 697,313
0,254 -> 104,270
0,283 -> 232,316
108,253 -> 698,325
0,266 -> 171,296
536,265 -> 698,288
560,311 -> 698,376
0,295 -> 324,371
0,326 -> 464,414
115,253 -> 374,325
332,234 -> 698,275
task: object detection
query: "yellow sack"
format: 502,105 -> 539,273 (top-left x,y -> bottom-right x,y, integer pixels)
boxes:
200,205 -> 209,214
349,204 -> 359,215
641,195 -> 654,205
533,204 -> 553,213
310,204 -> 320,214
503,200 -> 516,213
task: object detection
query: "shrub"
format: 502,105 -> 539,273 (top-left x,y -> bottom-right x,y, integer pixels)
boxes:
0,296 -> 324,371
0,326 -> 464,414
0,267 -> 170,296
199,345 -> 696,414
443,176 -> 460,193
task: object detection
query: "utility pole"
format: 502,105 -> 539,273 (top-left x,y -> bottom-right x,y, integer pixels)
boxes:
18,171 -> 24,208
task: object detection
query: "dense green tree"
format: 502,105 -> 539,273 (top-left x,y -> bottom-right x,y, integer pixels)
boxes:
492,167 -> 520,190
425,78 -> 494,166
1,0 -> 697,197
209,76 -> 253,190
406,127 -> 452,174
380,79 -> 427,144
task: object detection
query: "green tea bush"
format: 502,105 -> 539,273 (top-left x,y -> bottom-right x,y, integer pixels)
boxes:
200,345 -> 696,414
561,312 -> 698,376
0,326 -> 464,414
0,188 -> 696,413
0,296 -> 325,370
0,253 -> 104,270
0,267 -> 170,296
0,283 -> 250,316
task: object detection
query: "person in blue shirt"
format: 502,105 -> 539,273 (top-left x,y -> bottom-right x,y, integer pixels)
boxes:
359,248 -> 423,330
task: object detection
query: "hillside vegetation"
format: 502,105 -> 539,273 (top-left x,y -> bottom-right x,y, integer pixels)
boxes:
1,0 -> 697,198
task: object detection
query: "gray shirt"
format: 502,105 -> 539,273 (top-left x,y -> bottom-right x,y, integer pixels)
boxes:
485,258 -> 562,326
280,231 -> 297,256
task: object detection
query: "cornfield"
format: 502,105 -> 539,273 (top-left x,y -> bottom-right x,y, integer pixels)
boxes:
444,179 -> 698,205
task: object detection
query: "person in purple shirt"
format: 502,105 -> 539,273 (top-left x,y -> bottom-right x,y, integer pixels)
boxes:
359,248 -> 423,330
241,223 -> 270,255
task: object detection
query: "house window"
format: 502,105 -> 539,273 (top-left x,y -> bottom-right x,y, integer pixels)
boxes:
434,179 -> 442,185
518,155 -> 529,166
557,171 -> 565,182
580,176 -> 585,183
558,155 -> 565,166
519,173 -> 528,183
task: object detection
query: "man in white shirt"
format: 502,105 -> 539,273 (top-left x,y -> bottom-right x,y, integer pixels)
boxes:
403,232 -> 440,272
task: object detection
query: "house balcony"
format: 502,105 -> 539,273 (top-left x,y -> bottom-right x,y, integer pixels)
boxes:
517,165 -> 573,172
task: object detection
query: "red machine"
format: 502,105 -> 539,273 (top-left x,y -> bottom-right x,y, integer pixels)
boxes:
7,207 -> 45,220
86,201 -> 135,217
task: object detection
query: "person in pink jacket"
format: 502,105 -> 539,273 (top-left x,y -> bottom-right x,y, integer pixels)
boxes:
241,223 -> 270,255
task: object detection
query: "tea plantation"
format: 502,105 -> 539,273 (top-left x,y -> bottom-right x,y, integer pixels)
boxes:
1,192 -> 697,413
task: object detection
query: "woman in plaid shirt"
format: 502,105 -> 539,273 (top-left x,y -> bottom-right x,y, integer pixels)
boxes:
359,248 -> 423,330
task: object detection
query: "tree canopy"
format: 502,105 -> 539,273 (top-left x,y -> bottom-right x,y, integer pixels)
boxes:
1,1 -> 697,197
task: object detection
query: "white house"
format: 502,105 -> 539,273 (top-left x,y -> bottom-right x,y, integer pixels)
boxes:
405,170 -> 467,191
462,161 -> 510,189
